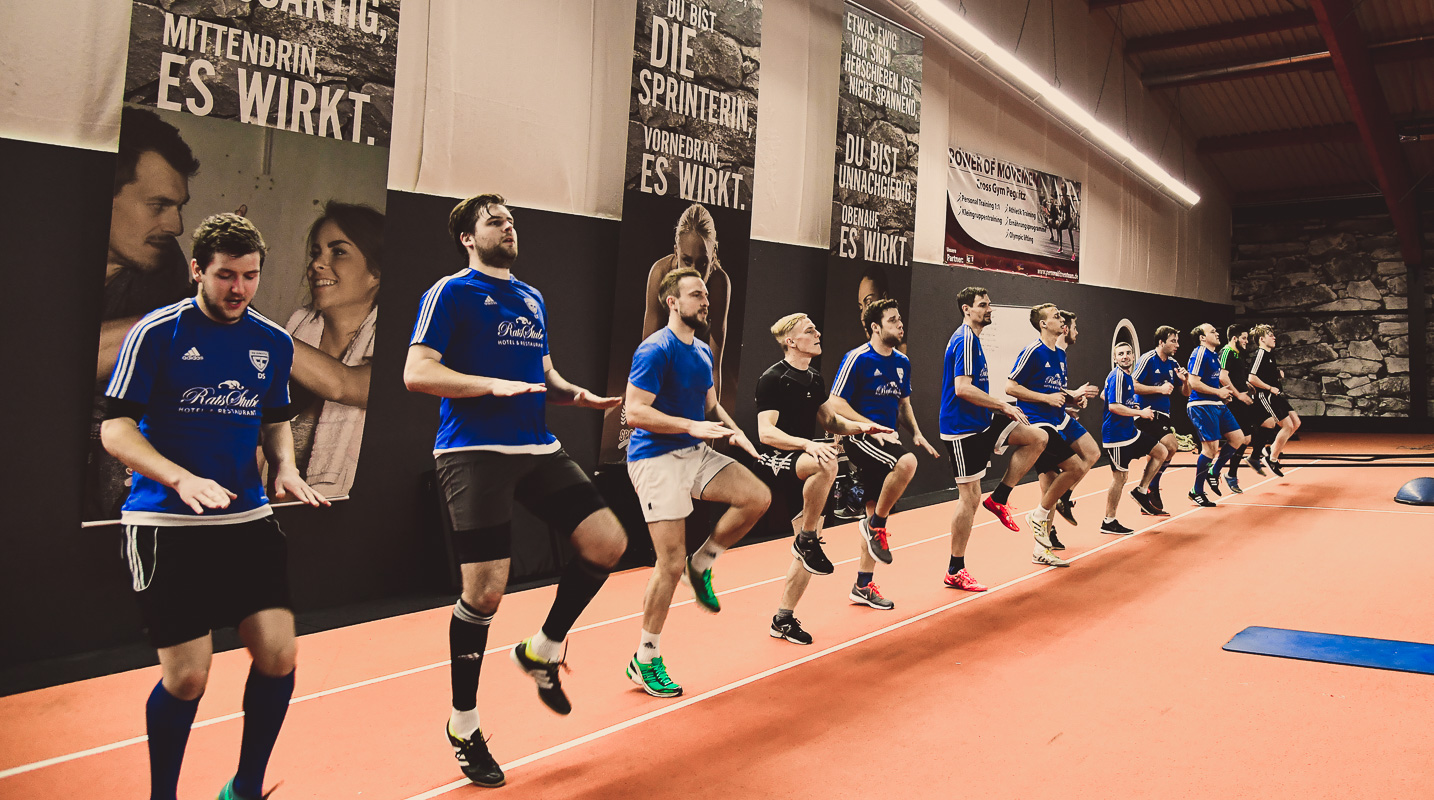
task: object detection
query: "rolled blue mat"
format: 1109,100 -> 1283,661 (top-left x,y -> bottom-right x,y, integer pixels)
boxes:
1224,626 -> 1434,675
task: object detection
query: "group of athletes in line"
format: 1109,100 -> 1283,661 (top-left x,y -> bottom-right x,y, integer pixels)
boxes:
102,194 -> 1304,796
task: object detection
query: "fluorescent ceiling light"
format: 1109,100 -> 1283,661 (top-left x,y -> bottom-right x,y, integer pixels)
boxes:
901,0 -> 1201,206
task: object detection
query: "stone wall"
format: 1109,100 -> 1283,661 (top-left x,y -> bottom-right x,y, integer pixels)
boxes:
1231,206 -> 1432,419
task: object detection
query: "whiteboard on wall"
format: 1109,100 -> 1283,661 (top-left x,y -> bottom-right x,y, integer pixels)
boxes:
978,304 -> 1039,402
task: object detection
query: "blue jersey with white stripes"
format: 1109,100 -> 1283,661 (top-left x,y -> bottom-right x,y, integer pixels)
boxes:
1008,339 -> 1068,427
1187,345 -> 1224,406
940,324 -> 991,437
104,299 -> 294,525
1132,349 -> 1177,413
1102,367 -> 1139,446
831,344 -> 910,430
626,328 -> 714,462
410,268 -> 557,455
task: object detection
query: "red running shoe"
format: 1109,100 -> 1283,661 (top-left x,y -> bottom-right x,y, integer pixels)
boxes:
982,496 -> 1020,531
943,568 -> 988,592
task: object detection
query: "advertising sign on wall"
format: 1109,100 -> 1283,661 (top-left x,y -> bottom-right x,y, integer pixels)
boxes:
945,147 -> 1081,283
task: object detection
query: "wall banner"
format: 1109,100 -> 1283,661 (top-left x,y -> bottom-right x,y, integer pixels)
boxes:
84,1 -> 400,524
599,0 -> 763,465
944,147 -> 1081,283
830,2 -> 922,268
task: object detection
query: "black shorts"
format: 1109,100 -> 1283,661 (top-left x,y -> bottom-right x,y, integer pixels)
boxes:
843,434 -> 910,495
1034,422 -> 1079,474
1136,410 -> 1173,439
122,517 -> 291,649
1258,392 -> 1292,422
944,418 -> 1019,484
435,448 -> 607,564
1104,430 -> 1160,472
1230,397 -> 1270,430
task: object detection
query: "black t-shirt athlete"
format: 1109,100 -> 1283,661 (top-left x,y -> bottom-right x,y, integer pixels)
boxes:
754,360 -> 829,451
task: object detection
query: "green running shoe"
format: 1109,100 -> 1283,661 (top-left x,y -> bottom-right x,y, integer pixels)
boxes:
682,556 -> 721,613
217,779 -> 275,799
627,654 -> 683,698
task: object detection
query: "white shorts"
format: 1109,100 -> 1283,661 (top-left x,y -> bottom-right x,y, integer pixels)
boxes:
627,444 -> 736,523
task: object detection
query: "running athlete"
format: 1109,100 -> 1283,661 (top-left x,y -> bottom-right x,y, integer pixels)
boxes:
101,214 -> 328,800
940,287 -> 1047,590
1246,324 -> 1299,476
832,299 -> 941,608
1131,325 -> 1189,513
1049,309 -> 1100,526
1186,323 -> 1249,506
755,313 -> 892,644
406,194 -> 629,788
1006,304 -> 1094,565
1219,324 -> 1272,490
625,267 -> 771,695
1099,343 -> 1170,533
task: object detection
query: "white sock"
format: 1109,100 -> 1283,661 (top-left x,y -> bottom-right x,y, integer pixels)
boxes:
689,538 -> 726,573
449,707 -> 481,739
637,629 -> 661,663
529,630 -> 563,663
1032,505 -> 1052,523
1104,517 -> 1116,524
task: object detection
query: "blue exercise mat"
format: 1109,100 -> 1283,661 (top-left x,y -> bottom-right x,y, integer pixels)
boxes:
1224,626 -> 1434,675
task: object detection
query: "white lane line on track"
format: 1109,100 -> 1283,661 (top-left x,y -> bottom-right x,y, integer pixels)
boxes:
1225,501 -> 1434,515
395,465 -> 1310,800
0,475 -> 1200,781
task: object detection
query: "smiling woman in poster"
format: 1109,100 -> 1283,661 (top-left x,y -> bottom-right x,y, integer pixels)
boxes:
641,203 -> 732,400
284,201 -> 384,497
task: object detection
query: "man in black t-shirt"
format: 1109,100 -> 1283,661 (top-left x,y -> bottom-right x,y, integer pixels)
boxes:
754,313 -> 890,645
1246,324 -> 1297,476
1220,324 -> 1274,490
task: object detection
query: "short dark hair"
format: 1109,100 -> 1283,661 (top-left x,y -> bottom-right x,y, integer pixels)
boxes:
1030,303 -> 1057,330
1059,310 -> 1076,325
448,193 -> 506,257
658,267 -> 703,301
1154,325 -> 1179,344
307,201 -> 385,280
192,213 -> 266,272
862,298 -> 900,336
114,106 -> 199,197
956,286 -> 988,314
1226,323 -> 1246,342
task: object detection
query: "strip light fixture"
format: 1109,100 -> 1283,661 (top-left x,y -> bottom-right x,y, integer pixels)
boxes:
895,0 -> 1201,206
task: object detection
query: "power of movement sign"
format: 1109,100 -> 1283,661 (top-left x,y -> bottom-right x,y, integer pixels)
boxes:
944,147 -> 1082,283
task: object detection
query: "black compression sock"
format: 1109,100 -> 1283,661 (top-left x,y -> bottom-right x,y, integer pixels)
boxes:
948,555 -> 965,574
542,557 -> 611,642
450,599 -> 492,712
992,483 -> 1013,505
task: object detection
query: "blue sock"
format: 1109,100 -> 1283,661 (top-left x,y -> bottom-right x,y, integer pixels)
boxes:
147,680 -> 200,800
869,513 -> 887,529
232,667 -> 295,798
1212,444 -> 1235,475
857,571 -> 874,588
1193,455 -> 1210,492
1150,462 -> 1168,490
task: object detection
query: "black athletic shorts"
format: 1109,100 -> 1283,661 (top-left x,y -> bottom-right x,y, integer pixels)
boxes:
944,418 -> 1019,484
754,439 -> 837,490
435,448 -> 607,564
1135,410 -> 1173,439
122,516 -> 291,649
1257,391 -> 1292,422
1034,422 -> 1079,474
1230,396 -> 1270,430
843,433 -> 910,494
1104,430 -> 1161,472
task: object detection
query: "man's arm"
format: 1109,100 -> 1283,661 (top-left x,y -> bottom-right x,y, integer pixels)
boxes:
757,409 -> 840,463
819,396 -> 892,435
101,416 -> 237,514
1005,380 -> 1065,408
953,375 -> 1030,423
260,420 -> 329,506
1185,370 -> 1230,399
291,339 -> 371,407
705,386 -> 758,457
542,355 -> 620,408
898,396 -> 939,457
403,344 -> 546,399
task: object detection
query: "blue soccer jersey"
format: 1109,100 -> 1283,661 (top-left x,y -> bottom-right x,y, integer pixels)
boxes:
411,268 -> 558,455
1187,345 -> 1224,406
104,299 -> 294,525
1133,349 -> 1177,413
626,327 -> 714,461
1008,339 -> 1068,428
940,324 -> 992,438
831,344 -> 911,430
1102,367 -> 1139,446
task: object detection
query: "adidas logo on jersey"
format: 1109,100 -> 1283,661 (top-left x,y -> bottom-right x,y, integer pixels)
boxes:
182,347 -> 203,361
873,369 -> 882,376
484,296 -> 497,305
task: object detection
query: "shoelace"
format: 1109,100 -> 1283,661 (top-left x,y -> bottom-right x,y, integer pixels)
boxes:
866,582 -> 885,598
649,660 -> 678,688
871,527 -> 890,550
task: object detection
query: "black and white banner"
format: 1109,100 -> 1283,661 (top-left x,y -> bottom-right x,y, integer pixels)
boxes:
945,147 -> 1081,283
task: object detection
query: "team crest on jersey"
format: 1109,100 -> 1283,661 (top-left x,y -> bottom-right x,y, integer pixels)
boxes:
524,297 -> 540,315
250,350 -> 269,373
897,367 -> 904,381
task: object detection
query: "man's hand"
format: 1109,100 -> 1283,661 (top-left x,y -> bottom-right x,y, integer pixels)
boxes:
872,430 -> 901,446
1043,392 -> 1067,408
1138,407 -> 1155,420
1237,391 -> 1253,405
493,380 -> 546,397
1073,382 -> 1099,400
688,420 -> 736,440
1002,403 -> 1030,425
913,434 -> 940,458
1174,366 -> 1189,380
730,430 -> 760,458
273,466 -> 331,507
1271,386 -> 1282,395
174,475 -> 238,515
1160,383 -> 1174,395
858,421 -> 895,436
803,440 -> 840,463
1215,386 -> 1232,400
571,388 -> 622,409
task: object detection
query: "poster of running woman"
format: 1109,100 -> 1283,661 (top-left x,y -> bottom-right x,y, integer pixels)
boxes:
944,146 -> 1081,283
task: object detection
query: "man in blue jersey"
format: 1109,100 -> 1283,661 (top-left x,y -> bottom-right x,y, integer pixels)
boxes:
101,213 -> 329,800
1185,323 -> 1250,507
1099,343 -> 1171,534
1048,310 -> 1100,526
1006,304 -> 1095,566
406,194 -> 629,788
832,299 -> 941,607
625,267 -> 771,695
940,287 -> 1047,591
1131,326 -> 1189,514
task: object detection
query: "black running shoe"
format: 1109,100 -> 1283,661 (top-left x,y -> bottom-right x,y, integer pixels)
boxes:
1130,487 -> 1161,516
1267,458 -> 1285,477
1189,490 -> 1216,508
448,724 -> 505,787
1205,466 -> 1222,496
1056,497 -> 1078,526
1100,519 -> 1135,535
1048,526 -> 1066,550
791,534 -> 834,575
769,614 -> 813,645
1150,486 -> 1166,513
1248,457 -> 1267,476
511,640 -> 571,715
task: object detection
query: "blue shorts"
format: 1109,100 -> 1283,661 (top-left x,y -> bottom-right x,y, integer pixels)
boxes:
1187,403 -> 1241,443
1058,418 -> 1090,444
